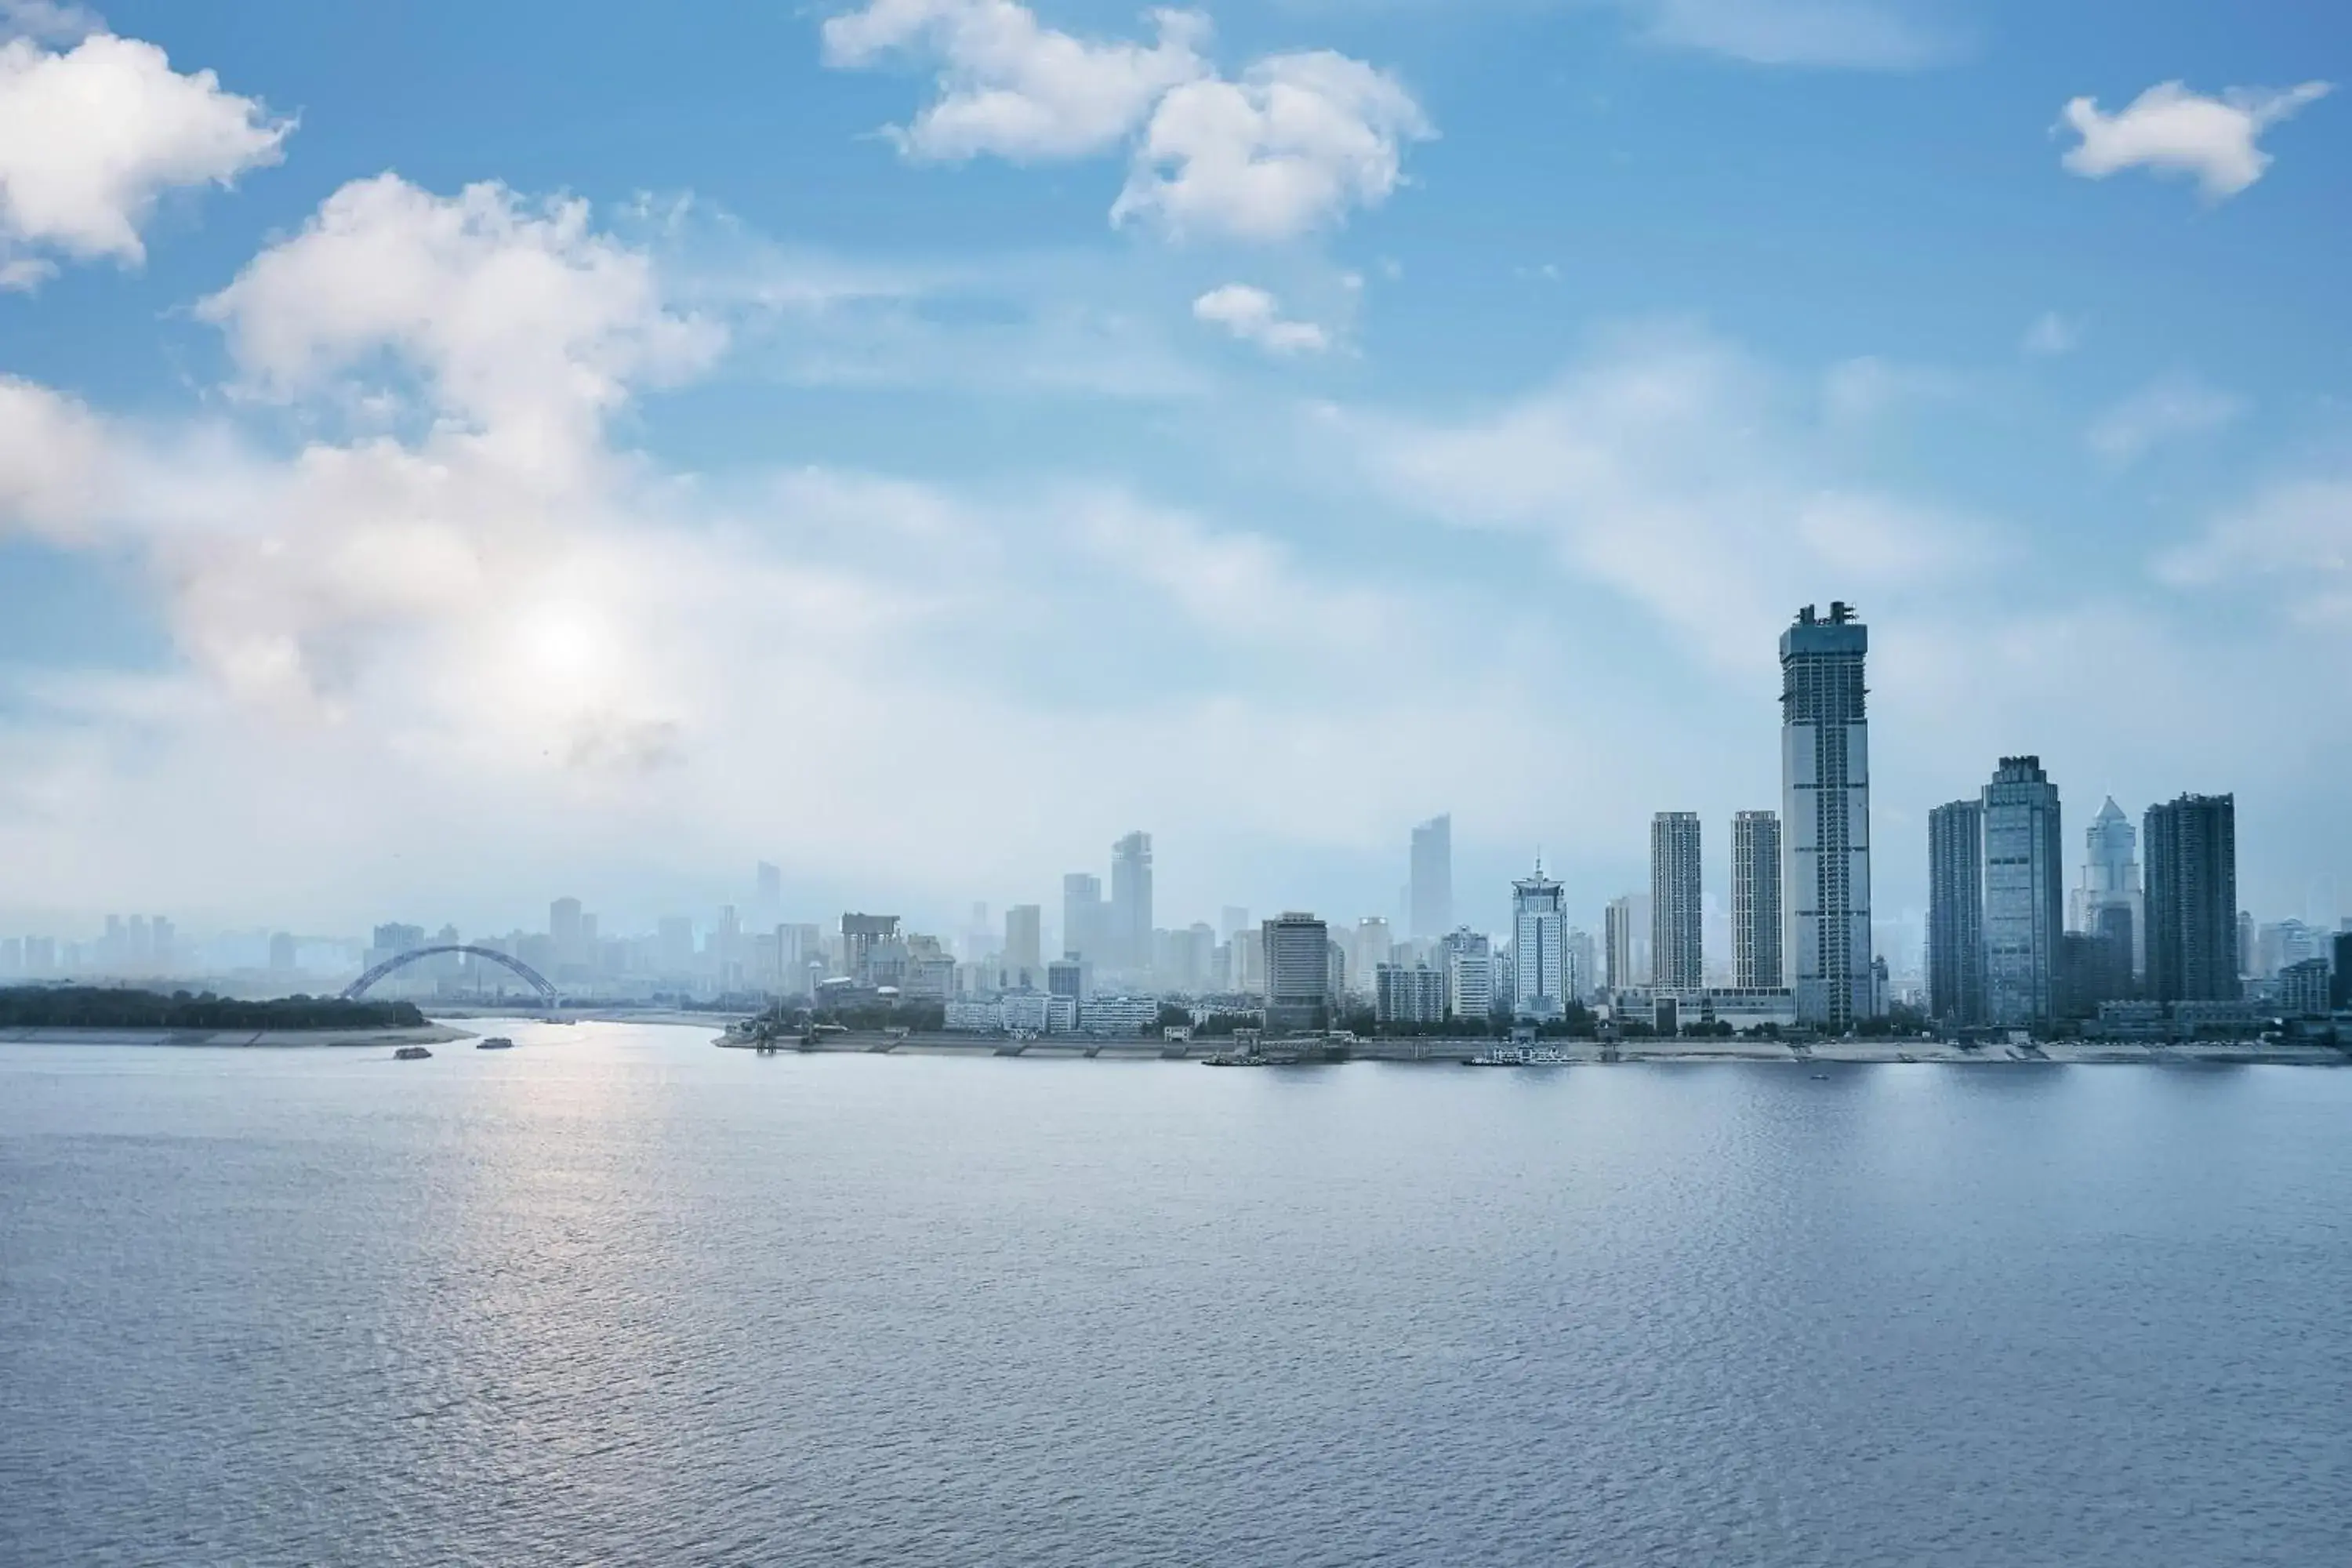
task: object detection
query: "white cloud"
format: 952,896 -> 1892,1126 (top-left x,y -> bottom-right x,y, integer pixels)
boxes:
2021,311 -> 2080,358
1114,51 -> 1431,241
1614,0 -> 1962,69
0,374 -> 109,539
1191,282 -> 1327,354
819,3 -> 1429,241
198,175 -> 724,456
0,1 -> 100,44
1356,325 -> 1992,668
0,31 -> 289,277
2059,81 -> 2332,201
819,0 -> 1208,161
2158,475 -> 2352,624
2085,373 -> 2245,466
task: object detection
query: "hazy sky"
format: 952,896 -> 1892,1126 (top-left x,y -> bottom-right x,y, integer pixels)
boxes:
2,0 -> 2347,942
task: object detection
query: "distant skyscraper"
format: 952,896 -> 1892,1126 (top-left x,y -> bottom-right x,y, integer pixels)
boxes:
1261,913 -> 1331,1033
2071,798 -> 2143,978
269,931 -> 297,973
1780,602 -> 1873,1033
1063,873 -> 1105,960
1567,927 -> 1597,1001
2333,931 -> 2352,1011
1511,859 -> 1568,1019
1604,896 -> 1635,992
2145,794 -> 2239,1004
1109,832 -> 1153,971
1980,756 -> 2064,1027
1927,800 -> 1986,1027
1004,905 -> 1043,975
1353,917 -> 1392,998
1731,811 -> 1783,989
550,897 -> 583,967
754,860 -> 782,926
1650,812 -> 1704,990
1409,815 -> 1453,940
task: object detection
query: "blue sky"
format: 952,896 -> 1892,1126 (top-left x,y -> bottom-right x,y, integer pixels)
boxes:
1,0 -> 2347,946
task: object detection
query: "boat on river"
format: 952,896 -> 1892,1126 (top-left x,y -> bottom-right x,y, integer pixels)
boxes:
476,1036 -> 514,1050
394,1045 -> 433,1061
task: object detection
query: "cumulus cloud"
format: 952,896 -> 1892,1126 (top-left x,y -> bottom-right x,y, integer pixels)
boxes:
1190,283 -> 1327,354
821,2 -> 1428,241
1115,51 -> 1430,241
2085,373 -> 2245,466
1610,0 -> 1963,69
0,374 -> 109,538
819,0 -> 1208,161
2059,81 -> 2332,200
198,175 -> 724,456
0,0 -> 100,44
0,31 -> 289,279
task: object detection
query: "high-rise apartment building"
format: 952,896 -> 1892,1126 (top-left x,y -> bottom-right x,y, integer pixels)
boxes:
2070,798 -> 2143,977
1409,815 -> 1454,940
2145,794 -> 2239,1004
1780,602 -> 1873,1032
1353,917 -> 1392,997
1261,913 -> 1331,1033
1062,873 -> 1105,963
2333,931 -> 2352,1011
1650,812 -> 1704,990
1980,757 -> 2063,1027
1109,832 -> 1153,972
1511,860 -> 1569,1019
1604,896 -> 1635,992
1927,800 -> 1986,1027
1731,811 -> 1784,989
1004,905 -> 1043,975
1567,927 -> 1597,1001
1440,927 -> 1494,1020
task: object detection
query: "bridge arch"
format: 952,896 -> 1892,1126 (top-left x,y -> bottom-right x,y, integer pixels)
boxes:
341,945 -> 559,1004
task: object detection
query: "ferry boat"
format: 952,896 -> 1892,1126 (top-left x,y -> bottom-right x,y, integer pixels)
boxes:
476,1036 -> 514,1050
394,1045 -> 434,1061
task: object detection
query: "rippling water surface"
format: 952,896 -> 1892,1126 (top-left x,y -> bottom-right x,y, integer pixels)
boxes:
4,1023 -> 2349,1565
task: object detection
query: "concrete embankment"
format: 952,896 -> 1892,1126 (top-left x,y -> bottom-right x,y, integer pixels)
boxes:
717,1031 -> 2347,1066
0,1023 -> 470,1048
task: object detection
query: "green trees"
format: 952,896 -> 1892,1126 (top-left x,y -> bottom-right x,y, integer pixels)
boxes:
0,987 -> 426,1029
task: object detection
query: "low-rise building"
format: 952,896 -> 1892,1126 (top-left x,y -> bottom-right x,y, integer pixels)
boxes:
1080,994 -> 1160,1036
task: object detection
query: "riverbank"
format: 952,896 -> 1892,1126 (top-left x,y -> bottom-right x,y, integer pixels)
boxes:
722,1031 -> 2350,1066
0,1023 -> 470,1048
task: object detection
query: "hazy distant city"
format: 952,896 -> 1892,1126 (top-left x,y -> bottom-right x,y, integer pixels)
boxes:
15,604 -> 2345,1044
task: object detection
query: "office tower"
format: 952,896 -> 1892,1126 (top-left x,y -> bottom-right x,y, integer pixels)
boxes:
657,916 -> 695,976
2071,798 -> 2143,977
2145,795 -> 2240,1004
1650,812 -> 1704,990
1261,913 -> 1331,1033
1353,917 -> 1392,997
1440,927 -> 1494,1020
2333,932 -> 2352,1011
1409,815 -> 1454,939
550,897 -> 584,968
754,861 -> 782,926
1780,601 -> 1873,1032
1004,905 -> 1043,975
1062,873 -> 1105,961
1604,896 -> 1634,991
1980,757 -> 2063,1028
1567,927 -> 1597,1001
1233,926 -> 1265,994
1927,800 -> 1986,1027
1511,860 -> 1568,1019
1220,906 -> 1250,942
1731,811 -> 1784,989
1109,832 -> 1152,971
